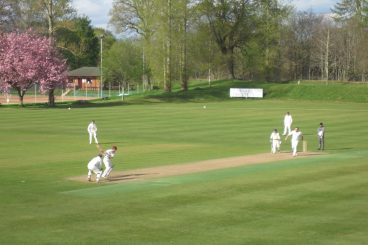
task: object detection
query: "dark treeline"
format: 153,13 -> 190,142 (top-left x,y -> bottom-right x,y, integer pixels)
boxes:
1,0 -> 368,92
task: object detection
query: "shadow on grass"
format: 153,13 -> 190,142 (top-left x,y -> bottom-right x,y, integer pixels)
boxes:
107,173 -> 155,182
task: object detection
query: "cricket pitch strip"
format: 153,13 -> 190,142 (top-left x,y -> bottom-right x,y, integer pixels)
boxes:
70,152 -> 324,184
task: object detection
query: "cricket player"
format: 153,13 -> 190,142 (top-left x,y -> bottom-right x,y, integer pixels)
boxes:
317,122 -> 325,150
286,127 -> 303,156
87,154 -> 103,183
101,146 -> 118,179
283,112 -> 293,136
87,120 -> 98,144
270,129 -> 281,154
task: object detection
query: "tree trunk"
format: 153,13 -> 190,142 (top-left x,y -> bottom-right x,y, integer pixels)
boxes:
19,95 -> 24,107
45,0 -> 54,39
48,89 -> 55,107
165,0 -> 172,92
320,48 -> 324,80
227,48 -> 236,79
45,0 -> 56,103
180,1 -> 188,91
324,28 -> 330,81
16,88 -> 25,107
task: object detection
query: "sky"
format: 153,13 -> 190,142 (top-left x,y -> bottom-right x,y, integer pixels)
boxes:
72,0 -> 339,30
290,0 -> 339,13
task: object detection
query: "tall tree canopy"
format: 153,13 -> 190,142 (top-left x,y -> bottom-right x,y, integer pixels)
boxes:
332,0 -> 368,22
110,0 -> 157,40
199,0 -> 255,79
0,0 -> 75,33
0,0 -> 19,31
56,17 -> 99,69
104,40 -> 143,87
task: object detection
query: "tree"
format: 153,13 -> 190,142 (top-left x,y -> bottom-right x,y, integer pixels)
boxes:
39,0 -> 74,105
110,0 -> 158,89
310,15 -> 337,81
175,0 -> 191,91
0,0 -> 75,33
180,0 -> 189,90
188,21 -> 225,81
162,0 -> 173,92
284,11 -> 321,80
332,0 -> 368,81
250,0 -> 290,81
104,40 -> 143,88
110,0 -> 196,91
0,0 -> 42,32
110,0 -> 157,40
73,17 -> 99,67
0,0 -> 19,31
55,17 -> 99,69
39,0 -> 75,38
199,0 -> 255,79
0,31 -> 67,106
94,28 -> 116,53
332,0 -> 368,22
39,42 -> 68,106
0,0 -> 75,105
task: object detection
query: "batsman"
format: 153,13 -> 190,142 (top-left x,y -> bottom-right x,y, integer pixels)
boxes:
101,145 -> 118,179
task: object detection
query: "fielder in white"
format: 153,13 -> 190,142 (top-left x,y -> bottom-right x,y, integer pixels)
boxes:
87,120 -> 98,144
87,154 -> 103,183
270,129 -> 281,154
317,122 -> 325,151
286,127 -> 303,156
283,112 -> 293,136
101,146 -> 118,179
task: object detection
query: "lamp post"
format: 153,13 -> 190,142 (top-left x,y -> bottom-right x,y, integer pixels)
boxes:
100,34 -> 105,98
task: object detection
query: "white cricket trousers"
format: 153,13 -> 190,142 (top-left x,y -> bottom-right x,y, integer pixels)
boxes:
88,168 -> 102,182
89,132 -> 98,144
291,140 -> 299,156
102,157 -> 113,178
271,140 -> 280,154
283,124 -> 291,135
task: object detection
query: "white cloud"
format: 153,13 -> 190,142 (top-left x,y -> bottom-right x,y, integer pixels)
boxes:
72,0 -> 113,29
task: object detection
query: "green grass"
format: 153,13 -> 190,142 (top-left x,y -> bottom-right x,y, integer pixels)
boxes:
64,152 -> 368,245
0,96 -> 368,244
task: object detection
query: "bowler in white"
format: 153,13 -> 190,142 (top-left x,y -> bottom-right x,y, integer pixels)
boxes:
87,154 -> 103,183
87,120 -> 98,144
287,127 -> 303,156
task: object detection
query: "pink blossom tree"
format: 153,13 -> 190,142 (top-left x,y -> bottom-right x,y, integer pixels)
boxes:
0,31 -> 67,106
37,41 -> 68,106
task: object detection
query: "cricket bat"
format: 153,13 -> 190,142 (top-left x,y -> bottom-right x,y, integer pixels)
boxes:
96,143 -> 104,154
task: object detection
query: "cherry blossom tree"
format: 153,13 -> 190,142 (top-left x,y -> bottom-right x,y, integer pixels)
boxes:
37,41 -> 68,106
0,31 -> 67,106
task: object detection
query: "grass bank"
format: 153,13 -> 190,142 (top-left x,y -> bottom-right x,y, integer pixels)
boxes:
87,79 -> 368,104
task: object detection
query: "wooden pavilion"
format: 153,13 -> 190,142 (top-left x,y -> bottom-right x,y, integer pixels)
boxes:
67,67 -> 101,91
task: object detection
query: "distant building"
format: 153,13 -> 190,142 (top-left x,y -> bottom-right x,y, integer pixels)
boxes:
67,67 -> 101,90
